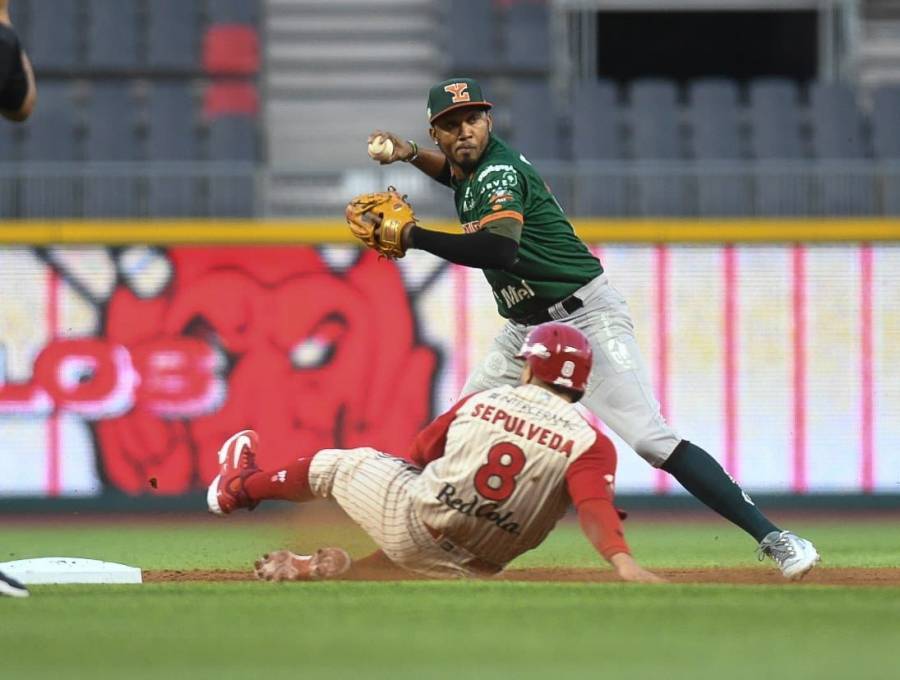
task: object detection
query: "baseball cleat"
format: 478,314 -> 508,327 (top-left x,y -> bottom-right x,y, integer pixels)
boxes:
254,548 -> 352,582
207,429 -> 262,516
0,570 -> 29,598
757,530 -> 821,580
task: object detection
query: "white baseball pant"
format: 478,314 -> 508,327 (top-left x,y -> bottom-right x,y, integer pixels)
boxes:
461,274 -> 681,467
308,447 -> 498,578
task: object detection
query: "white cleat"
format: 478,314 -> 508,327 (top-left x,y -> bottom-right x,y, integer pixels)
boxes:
206,429 -> 261,516
757,530 -> 821,580
254,548 -> 352,582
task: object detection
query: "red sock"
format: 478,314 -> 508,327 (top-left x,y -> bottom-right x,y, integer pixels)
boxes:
244,453 -> 319,503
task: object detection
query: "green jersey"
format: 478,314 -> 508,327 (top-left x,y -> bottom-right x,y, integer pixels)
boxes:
450,135 -> 603,319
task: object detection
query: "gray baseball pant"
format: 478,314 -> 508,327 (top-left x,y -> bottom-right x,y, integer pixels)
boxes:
461,274 -> 681,467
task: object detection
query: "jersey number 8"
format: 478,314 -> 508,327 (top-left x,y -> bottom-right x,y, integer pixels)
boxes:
474,442 -> 527,502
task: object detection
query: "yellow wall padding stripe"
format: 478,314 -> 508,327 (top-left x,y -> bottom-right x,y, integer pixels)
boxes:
1,218 -> 899,245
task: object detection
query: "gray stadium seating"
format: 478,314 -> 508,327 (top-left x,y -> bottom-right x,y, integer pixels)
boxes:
689,78 -> 740,110
147,83 -> 197,161
872,85 -> 900,159
448,0 -> 497,72
629,79 -> 687,215
207,0 -> 259,24
87,0 -> 139,69
146,83 -> 201,216
748,78 -> 810,215
24,0 -> 79,70
688,78 -> 750,215
504,1 -> 550,73
207,116 -> 256,217
872,85 -> 900,214
21,81 -> 76,160
748,79 -> 804,159
810,83 -> 867,158
147,0 -> 200,70
21,82 -> 78,217
0,124 -> 17,217
509,79 -> 561,161
571,80 -> 626,215
810,83 -> 875,215
84,83 -> 139,217
631,79 -> 680,159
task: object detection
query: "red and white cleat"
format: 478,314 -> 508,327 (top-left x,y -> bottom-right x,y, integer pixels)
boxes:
254,548 -> 352,582
207,429 -> 261,516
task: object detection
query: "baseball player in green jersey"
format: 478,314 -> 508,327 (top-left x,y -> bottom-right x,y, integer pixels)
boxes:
366,77 -> 820,579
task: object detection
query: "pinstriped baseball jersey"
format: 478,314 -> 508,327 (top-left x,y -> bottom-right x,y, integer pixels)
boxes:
409,384 -> 602,566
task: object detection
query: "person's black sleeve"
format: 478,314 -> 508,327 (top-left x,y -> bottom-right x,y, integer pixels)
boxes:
409,226 -> 518,269
0,25 -> 28,111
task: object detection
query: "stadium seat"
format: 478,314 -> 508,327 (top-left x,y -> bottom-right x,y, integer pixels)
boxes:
503,1 -> 550,73
810,83 -> 867,159
203,83 -> 259,118
21,81 -> 76,159
629,79 -> 687,215
207,0 -> 260,24
21,82 -> 77,217
871,85 -> 900,159
571,80 -> 618,160
84,83 -> 139,217
688,78 -> 750,215
748,78 -> 810,215
871,85 -> 900,213
810,83 -> 875,215
448,0 -> 497,71
146,0 -> 200,70
630,79 -> 680,159
207,115 -> 257,216
508,79 -> 561,161
147,83 -> 197,161
0,124 -> 18,217
688,78 -> 740,110
87,0 -> 139,70
202,25 -> 260,75
146,82 -> 201,216
25,0 -> 79,70
748,79 -> 804,159
570,80 -> 626,215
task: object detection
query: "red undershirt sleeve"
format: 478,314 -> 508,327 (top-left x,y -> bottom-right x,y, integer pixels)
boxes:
405,394 -> 475,468
566,431 -> 631,560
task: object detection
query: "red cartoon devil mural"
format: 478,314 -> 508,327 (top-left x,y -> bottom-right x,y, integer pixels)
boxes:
86,247 -> 438,494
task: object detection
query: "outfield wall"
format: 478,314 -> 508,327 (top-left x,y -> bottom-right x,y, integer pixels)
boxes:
1,219 -> 899,500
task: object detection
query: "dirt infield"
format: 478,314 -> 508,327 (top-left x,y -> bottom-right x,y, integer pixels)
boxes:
144,567 -> 900,587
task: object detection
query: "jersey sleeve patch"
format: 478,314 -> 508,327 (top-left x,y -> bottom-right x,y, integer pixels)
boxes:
472,164 -> 525,224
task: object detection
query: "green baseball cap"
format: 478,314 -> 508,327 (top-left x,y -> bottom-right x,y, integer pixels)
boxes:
426,77 -> 493,124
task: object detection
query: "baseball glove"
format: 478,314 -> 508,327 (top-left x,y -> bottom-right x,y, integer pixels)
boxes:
345,186 -> 415,260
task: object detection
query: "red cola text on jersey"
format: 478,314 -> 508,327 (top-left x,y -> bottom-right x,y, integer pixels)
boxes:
435,482 -> 521,535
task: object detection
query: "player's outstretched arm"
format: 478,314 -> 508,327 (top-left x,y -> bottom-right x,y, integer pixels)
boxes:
567,433 -> 665,584
366,130 -> 450,183
608,552 -> 666,584
576,498 -> 666,584
0,2 -> 36,122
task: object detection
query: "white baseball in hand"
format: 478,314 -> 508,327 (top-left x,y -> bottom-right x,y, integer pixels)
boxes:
368,136 -> 394,162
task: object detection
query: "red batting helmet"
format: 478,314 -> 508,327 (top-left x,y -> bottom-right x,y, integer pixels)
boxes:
516,322 -> 593,394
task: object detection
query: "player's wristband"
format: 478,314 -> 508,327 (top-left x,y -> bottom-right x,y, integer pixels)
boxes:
404,140 -> 419,163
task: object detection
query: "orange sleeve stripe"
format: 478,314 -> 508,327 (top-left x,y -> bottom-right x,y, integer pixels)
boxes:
479,210 -> 523,226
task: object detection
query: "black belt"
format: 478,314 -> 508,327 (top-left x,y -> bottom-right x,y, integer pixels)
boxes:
513,294 -> 584,326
